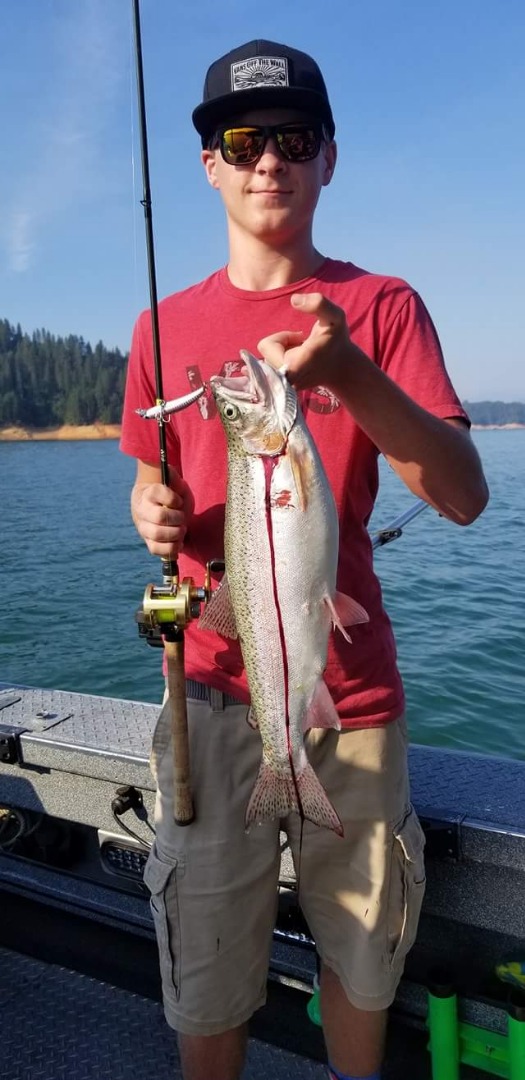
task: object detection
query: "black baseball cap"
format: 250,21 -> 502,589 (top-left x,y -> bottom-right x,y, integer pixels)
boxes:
192,40 -> 335,145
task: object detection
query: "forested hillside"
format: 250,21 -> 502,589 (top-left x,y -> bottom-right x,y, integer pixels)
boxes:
0,318 -> 127,428
0,317 -> 522,429
464,400 -> 525,426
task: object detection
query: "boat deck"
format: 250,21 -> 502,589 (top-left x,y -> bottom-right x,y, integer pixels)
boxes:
1,683 -> 522,1079
4,945 -> 323,1080
1,943 -> 496,1080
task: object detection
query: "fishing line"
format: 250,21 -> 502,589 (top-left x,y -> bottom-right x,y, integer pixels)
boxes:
295,817 -> 305,901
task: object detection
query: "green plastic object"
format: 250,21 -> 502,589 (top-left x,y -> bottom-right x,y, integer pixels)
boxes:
508,992 -> 525,1080
459,1022 -> 508,1077
427,975 -> 525,1079
427,977 -> 460,1080
307,987 -> 322,1027
496,962 -> 525,992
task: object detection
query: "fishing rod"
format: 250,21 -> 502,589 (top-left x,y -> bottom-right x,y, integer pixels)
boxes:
131,0 -> 210,826
371,498 -> 429,550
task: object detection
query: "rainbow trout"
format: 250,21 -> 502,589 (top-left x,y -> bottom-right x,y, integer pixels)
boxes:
200,352 -> 368,835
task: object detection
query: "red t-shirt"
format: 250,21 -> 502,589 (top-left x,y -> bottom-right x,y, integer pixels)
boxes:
120,259 -> 468,727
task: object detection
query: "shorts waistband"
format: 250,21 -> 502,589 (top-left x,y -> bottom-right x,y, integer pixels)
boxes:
186,678 -> 244,710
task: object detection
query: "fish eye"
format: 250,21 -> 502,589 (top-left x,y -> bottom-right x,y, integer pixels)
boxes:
223,403 -> 239,420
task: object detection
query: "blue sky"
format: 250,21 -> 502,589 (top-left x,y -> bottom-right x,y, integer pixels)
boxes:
1,0 -> 523,401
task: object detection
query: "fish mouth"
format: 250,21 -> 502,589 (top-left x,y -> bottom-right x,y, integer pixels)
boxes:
210,350 -> 277,405
210,351 -> 298,444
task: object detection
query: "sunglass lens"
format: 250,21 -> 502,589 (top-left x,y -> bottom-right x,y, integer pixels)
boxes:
278,126 -> 321,161
221,128 -> 264,165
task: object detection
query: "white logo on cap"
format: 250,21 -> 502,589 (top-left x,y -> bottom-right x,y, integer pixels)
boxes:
231,56 -> 289,92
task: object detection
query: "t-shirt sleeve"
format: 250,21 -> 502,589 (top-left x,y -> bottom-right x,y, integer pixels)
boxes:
119,311 -> 182,469
380,291 -> 470,426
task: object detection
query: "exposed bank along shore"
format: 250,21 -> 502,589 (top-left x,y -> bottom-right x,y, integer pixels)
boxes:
0,422 -> 524,442
0,424 -> 122,441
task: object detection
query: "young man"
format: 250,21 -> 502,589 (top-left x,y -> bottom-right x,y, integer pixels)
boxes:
121,40 -> 488,1080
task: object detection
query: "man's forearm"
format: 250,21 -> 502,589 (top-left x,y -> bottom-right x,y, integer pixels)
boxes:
332,347 -> 489,525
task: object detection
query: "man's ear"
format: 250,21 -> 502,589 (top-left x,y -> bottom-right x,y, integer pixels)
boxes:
322,140 -> 337,187
201,149 -> 220,189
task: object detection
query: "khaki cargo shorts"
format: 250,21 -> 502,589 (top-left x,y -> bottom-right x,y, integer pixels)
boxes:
143,687 -> 426,1036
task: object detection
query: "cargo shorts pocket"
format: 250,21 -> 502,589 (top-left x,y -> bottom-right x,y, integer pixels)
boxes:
143,845 -> 182,1001
387,805 -> 426,969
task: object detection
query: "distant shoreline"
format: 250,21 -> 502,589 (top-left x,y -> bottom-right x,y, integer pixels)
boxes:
470,423 -> 525,430
0,424 -> 122,442
0,422 -> 524,442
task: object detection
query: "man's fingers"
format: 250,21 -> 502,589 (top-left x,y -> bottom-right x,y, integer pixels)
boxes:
146,538 -> 183,558
257,331 -> 303,368
147,482 -> 182,508
141,517 -> 187,558
257,339 -> 286,368
291,291 -> 345,327
142,519 -> 185,542
150,504 -> 186,528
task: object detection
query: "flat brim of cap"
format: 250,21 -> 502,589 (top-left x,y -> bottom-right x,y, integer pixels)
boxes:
192,87 -> 335,140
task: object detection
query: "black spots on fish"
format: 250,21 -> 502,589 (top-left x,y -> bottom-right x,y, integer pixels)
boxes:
245,762 -> 300,828
245,760 -> 343,836
295,765 -> 344,836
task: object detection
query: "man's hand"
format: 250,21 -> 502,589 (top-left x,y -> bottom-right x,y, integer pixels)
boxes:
258,291 -> 488,526
257,292 -> 360,393
131,464 -> 194,558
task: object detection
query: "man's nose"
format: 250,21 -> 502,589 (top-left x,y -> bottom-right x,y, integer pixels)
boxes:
255,137 -> 286,170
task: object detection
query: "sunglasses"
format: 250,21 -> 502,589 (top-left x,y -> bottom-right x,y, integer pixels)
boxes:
211,122 -> 326,166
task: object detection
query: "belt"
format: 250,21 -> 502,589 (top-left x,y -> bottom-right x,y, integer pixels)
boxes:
185,678 -> 244,710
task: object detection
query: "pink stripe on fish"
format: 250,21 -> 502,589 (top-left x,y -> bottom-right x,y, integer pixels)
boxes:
262,455 -> 302,806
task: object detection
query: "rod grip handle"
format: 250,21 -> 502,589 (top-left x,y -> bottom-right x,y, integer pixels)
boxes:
165,638 -> 195,826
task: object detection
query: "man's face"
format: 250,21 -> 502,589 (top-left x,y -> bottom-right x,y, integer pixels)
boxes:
201,108 -> 337,245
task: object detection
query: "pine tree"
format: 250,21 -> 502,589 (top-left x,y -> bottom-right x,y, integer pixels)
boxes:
0,318 -> 129,428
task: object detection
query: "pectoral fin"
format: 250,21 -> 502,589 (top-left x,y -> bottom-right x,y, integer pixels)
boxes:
288,443 -> 315,512
199,575 -> 238,639
325,592 -> 369,643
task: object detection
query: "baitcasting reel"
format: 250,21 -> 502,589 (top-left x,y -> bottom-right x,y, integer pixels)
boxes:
135,559 -> 225,646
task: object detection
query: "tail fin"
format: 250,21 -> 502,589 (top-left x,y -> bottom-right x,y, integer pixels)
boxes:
296,763 -> 344,836
245,760 -> 343,836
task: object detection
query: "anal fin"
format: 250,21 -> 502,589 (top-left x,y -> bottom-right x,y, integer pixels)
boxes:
303,678 -> 341,733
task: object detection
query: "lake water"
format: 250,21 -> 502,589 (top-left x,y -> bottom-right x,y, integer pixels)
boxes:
0,430 -> 523,760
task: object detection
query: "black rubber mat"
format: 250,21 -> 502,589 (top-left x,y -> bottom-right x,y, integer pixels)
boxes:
0,946 -> 327,1080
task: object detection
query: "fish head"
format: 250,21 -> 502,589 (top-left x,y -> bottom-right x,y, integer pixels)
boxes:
210,351 -> 298,456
